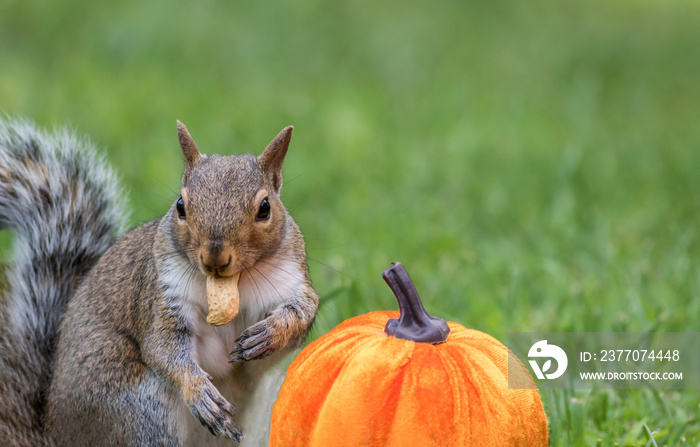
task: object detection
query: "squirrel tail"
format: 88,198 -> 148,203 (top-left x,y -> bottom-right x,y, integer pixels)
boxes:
0,117 -> 128,446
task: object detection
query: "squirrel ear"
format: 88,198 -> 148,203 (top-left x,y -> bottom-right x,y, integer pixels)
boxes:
259,126 -> 293,192
177,120 -> 202,169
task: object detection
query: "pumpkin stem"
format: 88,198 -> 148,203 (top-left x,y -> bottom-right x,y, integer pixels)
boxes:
382,262 -> 450,344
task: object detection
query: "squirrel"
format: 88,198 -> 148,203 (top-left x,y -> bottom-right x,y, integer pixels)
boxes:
0,117 -> 319,446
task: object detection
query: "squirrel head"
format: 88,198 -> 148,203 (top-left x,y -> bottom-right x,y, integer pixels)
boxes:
172,121 -> 293,278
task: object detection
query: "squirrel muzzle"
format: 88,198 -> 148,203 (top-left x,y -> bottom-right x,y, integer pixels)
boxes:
199,244 -> 235,276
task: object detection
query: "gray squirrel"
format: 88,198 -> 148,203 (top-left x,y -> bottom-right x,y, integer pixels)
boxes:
0,117 -> 319,446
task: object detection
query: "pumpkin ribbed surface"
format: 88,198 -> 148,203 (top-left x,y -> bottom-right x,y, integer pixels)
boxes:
270,310 -> 548,446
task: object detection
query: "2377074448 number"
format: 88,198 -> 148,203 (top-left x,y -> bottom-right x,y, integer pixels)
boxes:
599,349 -> 680,362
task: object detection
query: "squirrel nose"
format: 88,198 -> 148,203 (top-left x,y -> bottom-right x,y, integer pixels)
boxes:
200,252 -> 232,275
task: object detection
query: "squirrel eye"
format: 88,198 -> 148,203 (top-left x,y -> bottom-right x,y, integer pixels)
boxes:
256,197 -> 271,221
176,196 -> 186,219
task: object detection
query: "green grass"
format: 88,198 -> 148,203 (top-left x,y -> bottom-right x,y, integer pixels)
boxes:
2,0 -> 700,444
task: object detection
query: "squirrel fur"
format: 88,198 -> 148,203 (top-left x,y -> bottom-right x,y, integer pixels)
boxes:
0,117 -> 319,446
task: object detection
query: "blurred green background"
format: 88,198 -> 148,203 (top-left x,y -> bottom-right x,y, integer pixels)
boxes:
2,0 -> 699,444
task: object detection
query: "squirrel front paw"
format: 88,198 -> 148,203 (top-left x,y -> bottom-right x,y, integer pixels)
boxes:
230,305 -> 312,362
183,375 -> 243,442
229,316 -> 285,362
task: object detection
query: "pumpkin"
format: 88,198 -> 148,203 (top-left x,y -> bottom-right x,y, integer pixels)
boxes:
270,262 -> 548,446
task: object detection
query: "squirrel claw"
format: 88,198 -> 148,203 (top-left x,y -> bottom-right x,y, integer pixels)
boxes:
185,377 -> 243,441
229,323 -> 275,362
228,341 -> 271,362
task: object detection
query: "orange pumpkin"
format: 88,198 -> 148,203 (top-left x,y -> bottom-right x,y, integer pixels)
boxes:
270,262 -> 548,446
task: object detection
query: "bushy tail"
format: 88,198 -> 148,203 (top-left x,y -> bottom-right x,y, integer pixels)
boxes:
0,118 -> 129,446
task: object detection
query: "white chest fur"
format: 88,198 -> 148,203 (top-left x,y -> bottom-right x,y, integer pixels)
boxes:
158,254 -> 305,378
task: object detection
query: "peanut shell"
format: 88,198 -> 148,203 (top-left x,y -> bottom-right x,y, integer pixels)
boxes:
205,272 -> 241,326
